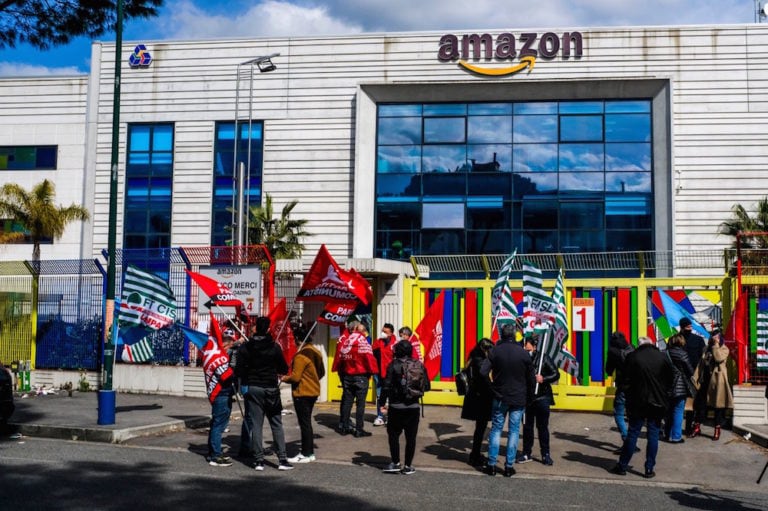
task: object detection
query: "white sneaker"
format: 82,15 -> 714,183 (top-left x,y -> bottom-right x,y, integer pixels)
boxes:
373,416 -> 386,427
288,454 -> 315,463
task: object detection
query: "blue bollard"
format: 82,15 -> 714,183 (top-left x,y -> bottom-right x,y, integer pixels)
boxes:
97,389 -> 116,425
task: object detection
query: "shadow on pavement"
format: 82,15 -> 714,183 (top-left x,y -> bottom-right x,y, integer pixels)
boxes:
562,449 -> 616,471
666,487 -> 765,511
116,404 -> 163,413
554,431 -> 622,453
351,450 -> 389,469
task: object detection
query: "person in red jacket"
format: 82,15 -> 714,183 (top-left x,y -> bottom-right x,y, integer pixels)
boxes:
372,323 -> 397,426
332,320 -> 378,437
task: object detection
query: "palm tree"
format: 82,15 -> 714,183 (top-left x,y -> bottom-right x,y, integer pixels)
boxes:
0,179 -> 90,261
246,194 -> 310,259
718,197 -> 768,249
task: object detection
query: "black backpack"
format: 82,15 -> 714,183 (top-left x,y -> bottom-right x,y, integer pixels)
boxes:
397,358 -> 428,400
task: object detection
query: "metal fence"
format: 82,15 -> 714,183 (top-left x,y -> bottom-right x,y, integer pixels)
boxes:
0,261 -> 33,366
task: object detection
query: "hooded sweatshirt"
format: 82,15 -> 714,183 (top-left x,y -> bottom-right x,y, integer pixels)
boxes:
236,333 -> 288,388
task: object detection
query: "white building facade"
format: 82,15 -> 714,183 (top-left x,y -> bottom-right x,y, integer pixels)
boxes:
2,24 -> 768,274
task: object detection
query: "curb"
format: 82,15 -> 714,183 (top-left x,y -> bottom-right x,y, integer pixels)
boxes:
733,424 -> 768,449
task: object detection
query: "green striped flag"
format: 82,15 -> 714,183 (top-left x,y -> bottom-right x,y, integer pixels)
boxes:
119,265 -> 177,330
522,260 -> 556,337
552,268 -> 569,346
492,251 -> 516,317
121,336 -> 154,363
496,280 -> 520,338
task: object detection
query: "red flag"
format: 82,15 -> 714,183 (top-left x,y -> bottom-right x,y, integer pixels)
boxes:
414,290 -> 446,380
202,311 -> 234,403
317,300 -> 358,326
268,298 -> 295,365
186,269 -> 243,308
296,245 -> 371,305
723,293 -> 748,383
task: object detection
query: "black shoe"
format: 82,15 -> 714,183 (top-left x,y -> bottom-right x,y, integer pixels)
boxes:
667,438 -> 685,444
338,427 -> 351,436
353,430 -> 372,438
612,447 -> 623,455
401,466 -> 416,475
484,465 -> 497,476
383,462 -> 401,473
542,454 -> 554,466
644,469 -> 656,479
610,463 -> 627,476
503,466 -> 516,477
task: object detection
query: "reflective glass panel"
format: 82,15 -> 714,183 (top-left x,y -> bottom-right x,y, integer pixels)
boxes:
129,126 -> 150,151
513,115 -> 557,143
376,202 -> 422,230
376,230 -> 418,259
468,173 -> 511,198
513,144 -> 558,172
606,143 -> 651,171
560,115 -> 603,142
559,172 -> 604,193
560,230 -> 605,252
422,203 -> 465,229
423,173 -> 466,196
560,202 -> 603,229
424,117 -> 466,143
423,104 -> 467,116
605,230 -> 653,251
522,200 -> 558,229
468,144 -> 511,172
514,102 -> 557,114
379,104 -> 422,117
378,117 -> 422,145
559,143 -> 604,171
152,125 -> 173,151
469,103 -> 513,115
376,173 -> 421,199
605,101 -> 651,113
378,145 -> 421,173
467,230 -> 512,253
422,145 -> 468,173
513,173 -> 557,198
421,230 -> 465,254
605,114 -> 651,142
467,200 -> 511,229
522,230 -> 557,253
605,172 -> 652,193
468,116 -> 512,143
559,101 -> 603,114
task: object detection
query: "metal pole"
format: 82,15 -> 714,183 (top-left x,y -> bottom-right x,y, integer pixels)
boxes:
99,0 -> 124,425
236,162 -> 246,247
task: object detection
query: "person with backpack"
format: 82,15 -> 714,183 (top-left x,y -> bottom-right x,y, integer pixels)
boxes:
380,340 -> 429,475
605,331 -> 635,452
460,337 -> 494,467
282,325 -> 325,463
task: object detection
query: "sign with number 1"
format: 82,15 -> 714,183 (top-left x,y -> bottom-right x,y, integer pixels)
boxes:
572,298 -> 595,332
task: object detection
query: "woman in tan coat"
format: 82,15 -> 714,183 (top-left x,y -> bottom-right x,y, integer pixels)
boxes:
699,329 -> 733,441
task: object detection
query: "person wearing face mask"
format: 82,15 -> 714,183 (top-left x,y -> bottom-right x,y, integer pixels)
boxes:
517,334 -> 560,466
372,323 -> 397,426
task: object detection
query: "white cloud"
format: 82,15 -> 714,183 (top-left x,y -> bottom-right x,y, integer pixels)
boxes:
159,0 -> 363,40
0,62 -> 84,77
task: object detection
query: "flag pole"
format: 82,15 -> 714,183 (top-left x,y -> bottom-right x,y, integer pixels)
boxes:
296,320 -> 318,353
274,300 -> 297,342
534,327 -> 550,395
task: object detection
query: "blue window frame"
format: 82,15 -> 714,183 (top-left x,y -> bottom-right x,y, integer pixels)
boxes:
124,124 -> 173,250
211,121 -> 264,247
375,100 -> 654,259
0,146 -> 57,170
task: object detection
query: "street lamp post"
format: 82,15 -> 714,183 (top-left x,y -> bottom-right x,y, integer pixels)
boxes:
99,0 -> 124,425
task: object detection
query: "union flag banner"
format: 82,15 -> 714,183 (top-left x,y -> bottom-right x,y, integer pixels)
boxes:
185,269 -> 243,308
297,245 -> 372,305
179,314 -> 233,403
317,300 -> 358,327
268,298 -> 296,365
414,290 -> 446,380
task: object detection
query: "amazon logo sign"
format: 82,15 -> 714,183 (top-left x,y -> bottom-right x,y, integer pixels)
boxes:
438,31 -> 583,76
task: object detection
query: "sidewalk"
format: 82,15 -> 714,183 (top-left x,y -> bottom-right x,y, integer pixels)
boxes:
5,390 -> 768,492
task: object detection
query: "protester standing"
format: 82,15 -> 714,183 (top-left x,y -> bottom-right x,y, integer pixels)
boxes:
207,330 -> 236,467
332,320 -> 378,437
518,335 -> 559,466
460,337 -> 494,467
236,316 -> 293,471
680,317 -> 706,435
372,323 -> 397,426
480,323 -> 534,477
664,333 -> 695,443
703,329 -> 733,441
605,331 -> 634,452
612,337 -> 674,478
282,325 -> 325,463
380,340 -> 429,475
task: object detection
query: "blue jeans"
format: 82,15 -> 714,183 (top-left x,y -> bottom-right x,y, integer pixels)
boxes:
613,390 -> 628,440
619,415 -> 661,473
207,386 -> 233,458
373,374 -> 384,418
487,399 -> 525,468
666,396 -> 686,441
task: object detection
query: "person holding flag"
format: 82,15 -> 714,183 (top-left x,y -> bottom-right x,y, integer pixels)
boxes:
235,316 -> 293,471
518,333 -> 559,466
207,328 -> 237,467
332,320 -> 378,437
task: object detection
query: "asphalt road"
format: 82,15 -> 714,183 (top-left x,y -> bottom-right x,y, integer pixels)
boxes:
2,436 -> 768,511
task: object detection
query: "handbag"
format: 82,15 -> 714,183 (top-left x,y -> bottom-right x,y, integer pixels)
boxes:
684,376 -> 698,399
454,368 -> 470,396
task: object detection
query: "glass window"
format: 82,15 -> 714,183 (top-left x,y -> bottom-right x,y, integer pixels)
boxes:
468,145 -> 511,172
376,174 -> 421,199
559,101 -> 604,114
513,144 -> 558,172
468,116 -> 511,143
469,103 -> 513,115
605,100 -> 651,113
468,173 -> 511,198
522,230 -> 557,253
422,230 -> 465,254
560,115 -> 603,142
423,104 -> 467,116
376,230 -> 418,259
423,173 -> 465,197
514,102 -> 557,114
124,123 -> 174,250
513,115 -> 558,143
606,143 -> 651,171
467,199 -> 510,229
513,173 -> 558,198
522,200 -> 558,229
606,195 -> 652,229
559,143 -> 604,171
422,145 -> 468,173
422,203 -> 465,229
467,230 -> 513,253
378,145 -> 421,173
211,121 -> 263,246
376,202 -> 421,230
560,230 -> 605,252
606,230 -> 653,251
379,104 -> 422,117
559,172 -> 604,193
378,117 -> 422,145
606,172 -> 652,193
424,117 -> 465,143
0,146 -> 58,170
560,202 -> 603,229
605,114 -> 651,142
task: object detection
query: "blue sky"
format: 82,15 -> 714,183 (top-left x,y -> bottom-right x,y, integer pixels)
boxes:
0,0 -> 759,76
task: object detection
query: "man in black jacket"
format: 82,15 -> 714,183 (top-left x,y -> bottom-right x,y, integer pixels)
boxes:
605,331 -> 634,450
480,324 -> 535,477
236,316 -> 293,471
611,337 -> 674,479
517,335 -> 559,466
679,317 -> 705,435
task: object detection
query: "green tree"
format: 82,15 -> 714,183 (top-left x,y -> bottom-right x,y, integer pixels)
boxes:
718,197 -> 768,249
246,194 -> 310,259
0,0 -> 163,49
0,179 -> 90,261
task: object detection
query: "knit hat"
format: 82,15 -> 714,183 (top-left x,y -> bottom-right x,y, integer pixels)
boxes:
679,317 -> 692,328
